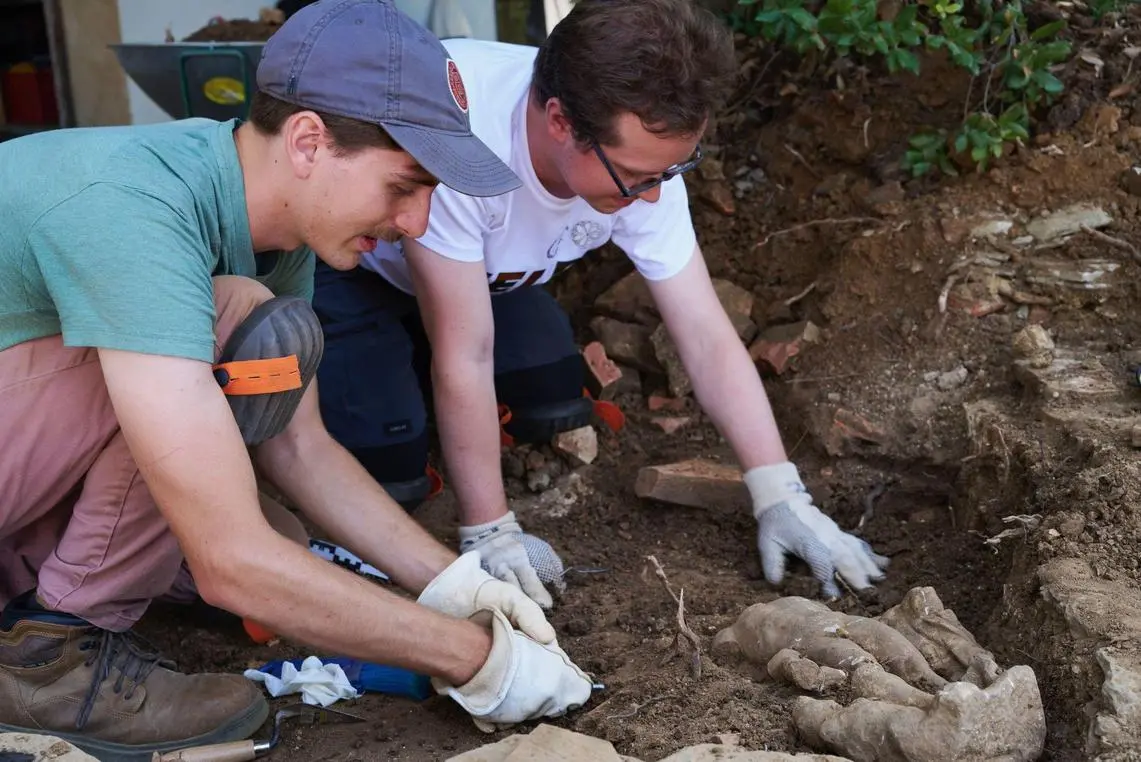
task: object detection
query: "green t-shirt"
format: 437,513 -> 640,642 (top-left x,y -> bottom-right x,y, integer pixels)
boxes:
0,118 -> 314,362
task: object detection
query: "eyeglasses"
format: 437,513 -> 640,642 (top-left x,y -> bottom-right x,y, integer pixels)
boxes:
591,141 -> 704,198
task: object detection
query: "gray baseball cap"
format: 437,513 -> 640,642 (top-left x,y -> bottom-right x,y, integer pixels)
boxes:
257,0 -> 520,197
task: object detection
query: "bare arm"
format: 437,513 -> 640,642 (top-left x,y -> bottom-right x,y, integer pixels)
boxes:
254,377 -> 457,594
645,245 -> 788,469
403,237 -> 510,526
98,348 -> 489,684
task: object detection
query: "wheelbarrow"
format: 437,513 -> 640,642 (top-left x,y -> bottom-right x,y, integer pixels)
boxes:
110,42 -> 265,122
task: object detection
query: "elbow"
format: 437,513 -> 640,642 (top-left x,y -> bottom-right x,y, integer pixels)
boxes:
432,336 -> 494,381
184,549 -> 247,616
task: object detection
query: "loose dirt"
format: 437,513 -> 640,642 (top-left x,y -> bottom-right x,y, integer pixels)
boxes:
141,5 -> 1141,761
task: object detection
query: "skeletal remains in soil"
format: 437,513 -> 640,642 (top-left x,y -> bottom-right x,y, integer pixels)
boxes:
711,587 -> 1046,762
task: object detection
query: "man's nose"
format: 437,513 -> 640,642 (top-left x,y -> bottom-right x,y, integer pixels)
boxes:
397,195 -> 432,239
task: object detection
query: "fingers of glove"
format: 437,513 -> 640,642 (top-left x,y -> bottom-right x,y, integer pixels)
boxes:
502,636 -> 593,723
445,611 -> 591,728
758,529 -> 790,587
757,503 -> 838,598
513,561 -> 555,611
475,579 -> 557,644
518,533 -> 567,591
834,534 -> 889,586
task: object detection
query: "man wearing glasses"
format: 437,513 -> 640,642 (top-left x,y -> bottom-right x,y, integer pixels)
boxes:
312,0 -> 890,607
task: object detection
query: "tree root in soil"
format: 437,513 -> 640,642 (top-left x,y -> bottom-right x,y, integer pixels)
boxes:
644,555 -> 703,680
754,217 -> 882,249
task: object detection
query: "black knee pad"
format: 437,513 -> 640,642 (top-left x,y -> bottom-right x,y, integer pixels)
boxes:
496,354 -> 591,444
351,432 -> 432,512
214,296 -> 324,446
503,396 -> 594,444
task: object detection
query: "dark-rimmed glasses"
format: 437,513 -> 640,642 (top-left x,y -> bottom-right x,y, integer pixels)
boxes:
591,141 -> 704,198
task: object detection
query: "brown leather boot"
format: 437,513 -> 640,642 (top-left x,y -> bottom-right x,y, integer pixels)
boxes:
0,592 -> 268,762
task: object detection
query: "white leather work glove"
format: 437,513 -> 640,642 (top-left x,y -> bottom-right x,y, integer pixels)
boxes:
745,462 -> 890,600
458,511 -> 564,609
418,551 -> 556,644
434,607 -> 594,733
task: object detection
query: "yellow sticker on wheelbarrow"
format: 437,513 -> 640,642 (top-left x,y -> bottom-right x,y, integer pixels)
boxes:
203,76 -> 246,105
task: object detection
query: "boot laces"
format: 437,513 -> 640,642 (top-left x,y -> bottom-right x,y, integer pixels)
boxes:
76,628 -> 174,730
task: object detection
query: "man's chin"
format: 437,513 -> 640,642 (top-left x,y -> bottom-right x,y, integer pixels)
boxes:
315,249 -> 362,271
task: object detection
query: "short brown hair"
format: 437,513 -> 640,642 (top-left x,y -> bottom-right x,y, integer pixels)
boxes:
532,0 -> 737,146
248,92 -> 400,155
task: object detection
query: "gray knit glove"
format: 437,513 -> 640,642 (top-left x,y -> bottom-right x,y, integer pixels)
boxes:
746,462 -> 890,599
459,511 -> 565,609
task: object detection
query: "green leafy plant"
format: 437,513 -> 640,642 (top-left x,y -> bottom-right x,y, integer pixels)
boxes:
731,0 -> 1075,177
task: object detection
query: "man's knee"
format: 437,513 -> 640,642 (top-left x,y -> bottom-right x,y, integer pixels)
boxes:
350,430 -> 432,512
213,276 -> 275,348
211,278 -> 325,445
496,354 -> 592,444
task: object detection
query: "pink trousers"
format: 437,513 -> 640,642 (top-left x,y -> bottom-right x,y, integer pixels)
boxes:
0,276 -> 306,631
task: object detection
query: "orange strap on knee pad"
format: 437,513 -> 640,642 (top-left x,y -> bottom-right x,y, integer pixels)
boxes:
584,388 -> 625,433
213,356 -> 302,395
498,404 -> 515,448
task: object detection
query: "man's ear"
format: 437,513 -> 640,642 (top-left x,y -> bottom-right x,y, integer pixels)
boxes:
282,111 -> 327,179
544,97 -> 576,146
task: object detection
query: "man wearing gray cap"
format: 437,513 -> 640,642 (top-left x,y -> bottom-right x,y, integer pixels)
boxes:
0,1 -> 592,758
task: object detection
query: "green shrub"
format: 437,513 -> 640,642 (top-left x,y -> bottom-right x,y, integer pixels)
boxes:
729,0 -> 1082,176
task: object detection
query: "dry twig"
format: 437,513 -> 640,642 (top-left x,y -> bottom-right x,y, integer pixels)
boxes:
784,143 -> 821,178
606,694 -> 671,721
755,217 -> 881,248
645,555 -> 703,680
1082,224 -> 1141,264
783,280 -> 818,307
938,274 -> 958,314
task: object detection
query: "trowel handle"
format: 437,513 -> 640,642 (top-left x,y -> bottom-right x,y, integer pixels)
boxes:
151,740 -> 258,762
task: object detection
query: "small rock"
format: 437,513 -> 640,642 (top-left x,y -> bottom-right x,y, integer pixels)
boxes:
582,341 -> 623,400
863,180 -> 905,209
1026,203 -> 1111,242
937,366 -> 969,390
503,452 -> 526,480
650,323 -> 693,398
1012,325 -> 1055,368
972,218 -> 1014,239
526,470 -> 552,493
1059,514 -> 1086,538
714,733 -> 741,747
940,211 -> 1013,244
648,394 -> 687,412
652,416 -> 691,434
748,321 -> 821,375
525,449 -> 547,472
909,393 -> 939,419
590,317 -> 661,373
698,181 -> 736,216
0,734 -> 97,761
593,272 -> 657,323
824,408 -> 887,456
1120,167 -> 1141,197
712,279 -> 757,342
1132,424 -> 1141,449
553,426 -> 598,466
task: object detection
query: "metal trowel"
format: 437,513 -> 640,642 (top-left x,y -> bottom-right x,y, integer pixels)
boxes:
152,703 -> 364,761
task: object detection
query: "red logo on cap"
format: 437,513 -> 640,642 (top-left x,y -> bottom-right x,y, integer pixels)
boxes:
447,59 -> 468,114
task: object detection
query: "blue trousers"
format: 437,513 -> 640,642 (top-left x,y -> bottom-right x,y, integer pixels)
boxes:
312,262 -> 587,491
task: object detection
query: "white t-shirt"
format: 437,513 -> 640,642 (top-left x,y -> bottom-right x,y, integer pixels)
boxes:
360,38 -> 698,295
